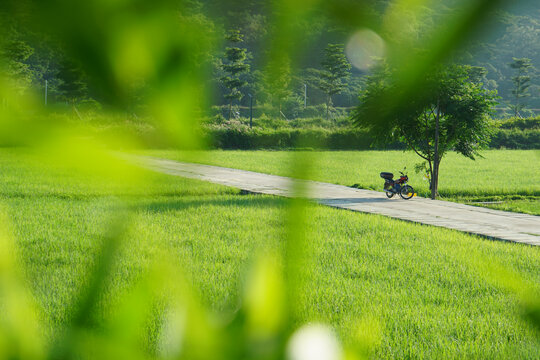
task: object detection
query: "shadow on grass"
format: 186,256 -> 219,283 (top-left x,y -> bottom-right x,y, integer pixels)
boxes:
139,195 -> 288,213
0,189 -> 238,201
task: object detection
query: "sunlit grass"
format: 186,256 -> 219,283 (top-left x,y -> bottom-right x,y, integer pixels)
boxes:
141,149 -> 540,214
476,199 -> 540,214
3,148 -> 539,358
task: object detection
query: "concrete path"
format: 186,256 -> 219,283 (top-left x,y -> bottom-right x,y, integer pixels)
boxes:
135,156 -> 540,247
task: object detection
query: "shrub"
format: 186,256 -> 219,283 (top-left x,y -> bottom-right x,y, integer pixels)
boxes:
497,117 -> 540,130
489,129 -> 540,149
203,124 -> 540,151
203,127 -> 407,150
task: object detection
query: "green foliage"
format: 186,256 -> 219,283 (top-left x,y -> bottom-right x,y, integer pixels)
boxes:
498,116 -> 540,130
31,111 -> 538,151
261,56 -> 293,118
1,1 -> 539,114
308,44 -> 351,119
471,11 -> 540,110
356,63 -> 497,159
206,127 -> 394,150
509,57 -> 534,116
490,128 -> 540,149
220,30 -> 250,118
212,103 -> 354,121
57,60 -> 88,104
0,27 -> 34,93
465,65 -> 488,84
320,44 -> 351,96
488,116 -> 540,150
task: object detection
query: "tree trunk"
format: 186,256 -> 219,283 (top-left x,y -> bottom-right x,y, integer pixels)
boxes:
432,158 -> 440,199
427,159 -> 433,191
431,99 -> 440,200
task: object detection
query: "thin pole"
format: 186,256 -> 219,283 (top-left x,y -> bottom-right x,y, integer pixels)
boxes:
248,94 -> 253,128
45,80 -> 48,106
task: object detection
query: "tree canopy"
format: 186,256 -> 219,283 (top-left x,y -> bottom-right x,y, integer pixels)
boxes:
309,44 -> 351,119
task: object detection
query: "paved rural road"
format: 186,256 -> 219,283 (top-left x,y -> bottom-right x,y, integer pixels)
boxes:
134,156 -> 540,247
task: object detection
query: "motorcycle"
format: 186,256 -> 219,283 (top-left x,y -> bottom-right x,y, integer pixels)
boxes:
380,170 -> 415,200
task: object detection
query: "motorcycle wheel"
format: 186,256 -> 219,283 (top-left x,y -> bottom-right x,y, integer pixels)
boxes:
399,185 -> 414,200
385,191 -> 394,198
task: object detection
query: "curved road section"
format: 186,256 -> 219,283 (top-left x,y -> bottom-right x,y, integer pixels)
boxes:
135,156 -> 540,246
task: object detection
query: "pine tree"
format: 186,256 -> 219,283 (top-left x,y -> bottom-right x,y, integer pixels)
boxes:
311,44 -> 351,120
264,56 -> 292,119
509,57 -> 533,117
220,30 -> 250,119
57,59 -> 88,119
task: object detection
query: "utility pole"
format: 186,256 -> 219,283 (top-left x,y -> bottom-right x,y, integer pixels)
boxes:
45,80 -> 48,106
304,83 -> 307,108
248,94 -> 253,128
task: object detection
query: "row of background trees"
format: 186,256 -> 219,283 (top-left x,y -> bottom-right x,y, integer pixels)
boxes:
0,20 -> 92,105
218,31 -> 352,120
210,0 -> 540,120
1,0 -> 539,120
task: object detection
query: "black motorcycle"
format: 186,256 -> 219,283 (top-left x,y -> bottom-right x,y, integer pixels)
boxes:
380,170 -> 415,200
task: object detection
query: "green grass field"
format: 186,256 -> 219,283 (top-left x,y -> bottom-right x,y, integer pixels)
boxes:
142,149 -> 540,215
2,148 -> 539,358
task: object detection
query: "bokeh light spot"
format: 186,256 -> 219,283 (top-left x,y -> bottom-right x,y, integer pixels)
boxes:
346,29 -> 386,71
287,324 -> 342,360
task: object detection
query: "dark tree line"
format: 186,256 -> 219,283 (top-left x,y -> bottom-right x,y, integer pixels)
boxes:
1,0 -> 538,118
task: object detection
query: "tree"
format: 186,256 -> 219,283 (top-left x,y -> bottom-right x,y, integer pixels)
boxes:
465,65 -> 488,84
263,56 -> 292,119
0,27 -> 34,94
220,30 -> 250,119
354,64 -> 497,199
310,44 -> 351,120
57,59 -> 88,119
509,57 -> 533,117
